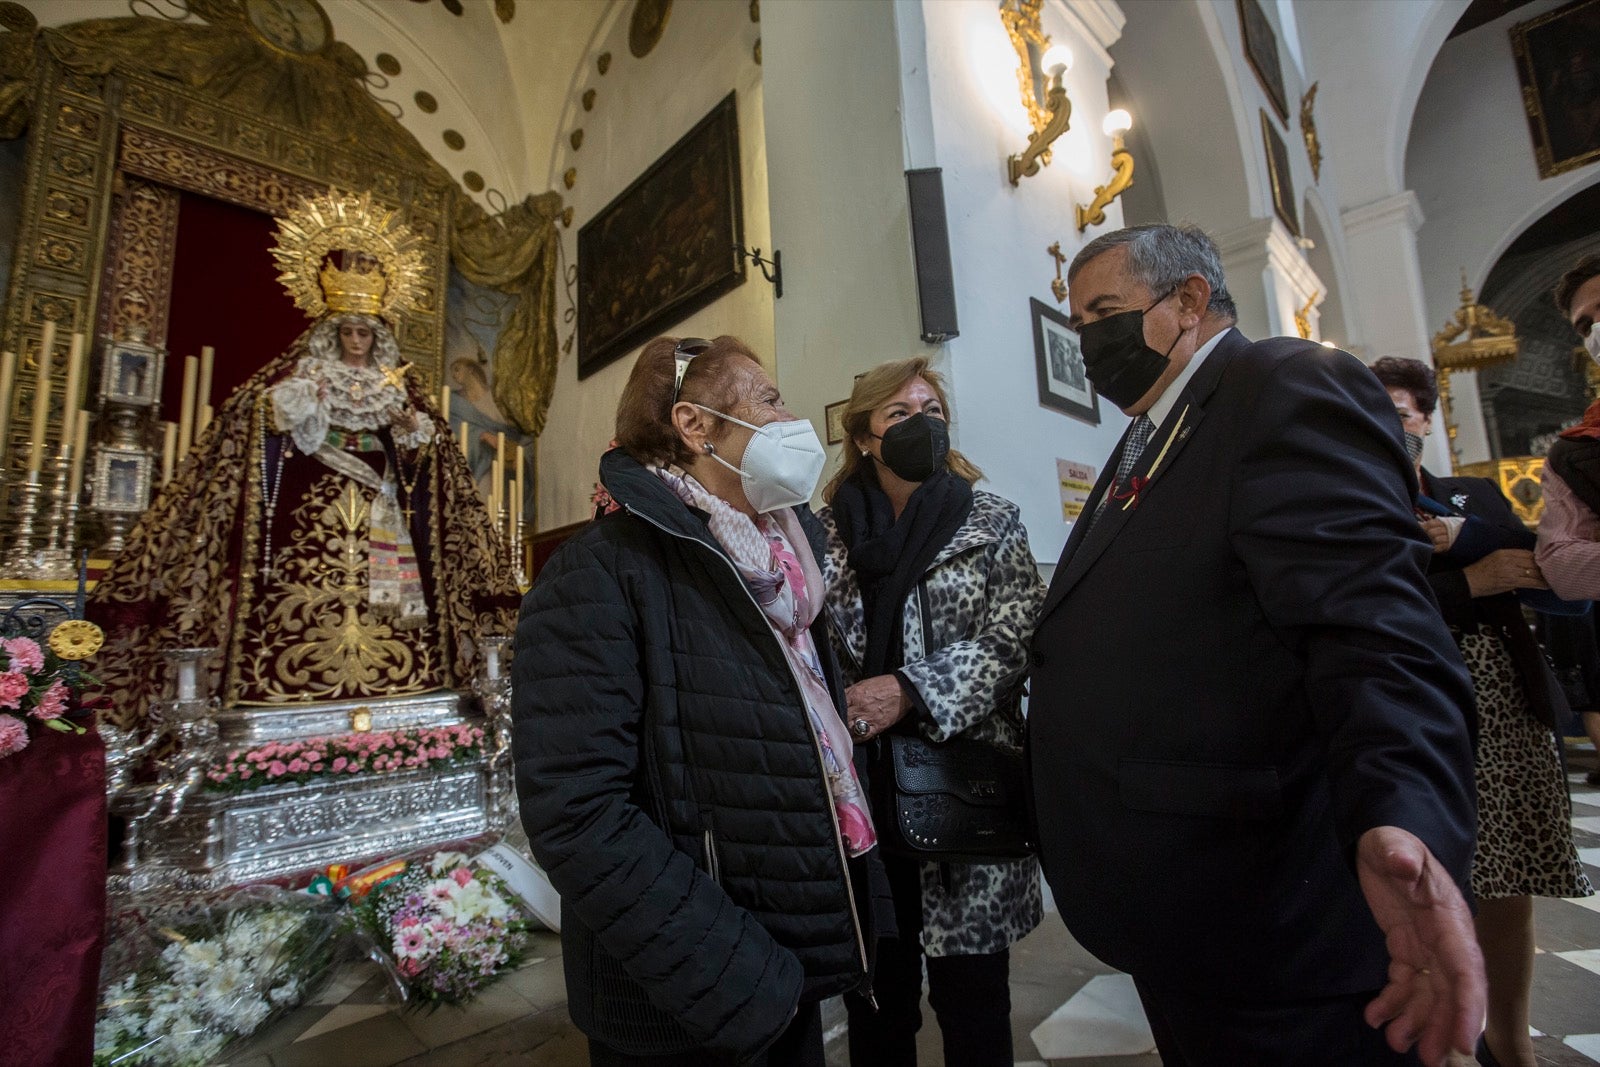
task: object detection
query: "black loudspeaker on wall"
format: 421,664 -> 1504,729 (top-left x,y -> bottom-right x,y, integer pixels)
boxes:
906,168 -> 959,343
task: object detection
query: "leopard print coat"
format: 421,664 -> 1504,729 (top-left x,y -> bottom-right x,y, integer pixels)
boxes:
819,489 -> 1045,957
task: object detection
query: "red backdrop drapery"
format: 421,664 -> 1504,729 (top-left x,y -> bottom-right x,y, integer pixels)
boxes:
163,192 -> 306,419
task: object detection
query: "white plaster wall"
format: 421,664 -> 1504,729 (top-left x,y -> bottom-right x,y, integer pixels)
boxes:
759,0 -> 926,503
1296,0 -> 1465,213
1406,0 -> 1600,463
535,0 -> 769,530
907,0 -> 1129,566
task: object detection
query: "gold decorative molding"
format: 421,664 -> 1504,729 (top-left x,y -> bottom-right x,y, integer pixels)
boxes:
1431,271 -> 1518,471
1293,289 -> 1317,340
1300,81 -> 1322,182
1459,457 -> 1545,527
95,177 -> 181,346
1001,0 -> 1052,143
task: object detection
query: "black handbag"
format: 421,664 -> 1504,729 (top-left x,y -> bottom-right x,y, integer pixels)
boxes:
873,732 -> 1036,865
871,582 -> 1036,865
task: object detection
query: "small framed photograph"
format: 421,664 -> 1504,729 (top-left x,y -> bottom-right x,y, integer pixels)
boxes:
1031,298 -> 1099,425
824,399 -> 849,445
1260,109 -> 1300,238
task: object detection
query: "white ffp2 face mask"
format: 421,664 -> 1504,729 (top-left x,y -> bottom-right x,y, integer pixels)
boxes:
1585,329 -> 1600,366
695,406 -> 827,513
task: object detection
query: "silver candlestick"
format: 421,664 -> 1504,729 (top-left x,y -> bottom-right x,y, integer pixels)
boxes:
476,634 -> 515,829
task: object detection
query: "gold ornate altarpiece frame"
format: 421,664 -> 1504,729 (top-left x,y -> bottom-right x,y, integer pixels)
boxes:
2,50 -> 453,468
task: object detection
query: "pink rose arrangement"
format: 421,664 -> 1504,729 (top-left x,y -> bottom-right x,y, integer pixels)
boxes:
349,851 -> 531,1007
0,635 -> 88,760
204,723 -> 485,793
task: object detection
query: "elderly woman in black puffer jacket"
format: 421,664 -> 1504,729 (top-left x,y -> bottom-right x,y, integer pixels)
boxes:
513,335 -> 878,1067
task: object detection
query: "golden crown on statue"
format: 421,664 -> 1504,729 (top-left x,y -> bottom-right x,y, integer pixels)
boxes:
319,260 -> 388,316
271,189 -> 427,322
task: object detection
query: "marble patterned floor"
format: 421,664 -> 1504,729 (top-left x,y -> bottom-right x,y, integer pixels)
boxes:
227,751 -> 1600,1067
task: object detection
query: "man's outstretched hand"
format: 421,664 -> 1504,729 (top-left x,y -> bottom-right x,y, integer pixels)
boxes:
1358,826 -> 1485,1067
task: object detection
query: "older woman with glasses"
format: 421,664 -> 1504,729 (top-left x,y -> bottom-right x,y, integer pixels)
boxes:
820,357 -> 1045,1067
514,335 -> 878,1067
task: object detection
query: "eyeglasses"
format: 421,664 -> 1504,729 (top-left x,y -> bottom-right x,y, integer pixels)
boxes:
671,337 -> 712,403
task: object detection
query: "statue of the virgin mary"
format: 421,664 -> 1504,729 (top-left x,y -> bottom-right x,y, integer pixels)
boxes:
90,192 -> 520,729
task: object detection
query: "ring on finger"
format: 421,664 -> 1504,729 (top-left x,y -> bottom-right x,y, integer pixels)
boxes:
852,718 -> 871,739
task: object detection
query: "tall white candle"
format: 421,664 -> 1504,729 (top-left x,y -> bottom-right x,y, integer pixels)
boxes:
26,321 -> 56,475
60,332 -> 86,447
161,421 -> 177,486
197,345 -> 215,411
176,354 -> 198,460
67,412 -> 88,499
0,350 -> 16,468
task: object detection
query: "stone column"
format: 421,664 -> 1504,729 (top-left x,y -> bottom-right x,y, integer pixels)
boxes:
1341,191 -> 1477,471
1216,218 -> 1327,344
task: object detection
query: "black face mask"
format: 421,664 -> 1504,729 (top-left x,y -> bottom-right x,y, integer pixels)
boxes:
874,412 -> 950,483
1079,287 -> 1184,409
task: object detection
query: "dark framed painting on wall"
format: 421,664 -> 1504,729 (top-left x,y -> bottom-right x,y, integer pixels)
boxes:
1031,298 -> 1099,425
1261,110 -> 1300,238
1510,0 -> 1600,179
1238,0 -> 1288,124
577,92 -> 746,379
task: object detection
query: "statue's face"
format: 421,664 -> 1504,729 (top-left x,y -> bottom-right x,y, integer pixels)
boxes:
339,321 -> 374,364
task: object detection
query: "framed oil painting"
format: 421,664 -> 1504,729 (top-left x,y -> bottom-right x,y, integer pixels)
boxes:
1510,0 -> 1600,178
1261,110 -> 1300,238
1238,0 -> 1288,124
577,92 -> 746,379
1032,298 -> 1099,425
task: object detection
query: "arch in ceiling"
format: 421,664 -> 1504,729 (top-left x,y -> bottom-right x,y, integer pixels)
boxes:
1470,171 -> 1600,296
1296,0 -> 1461,211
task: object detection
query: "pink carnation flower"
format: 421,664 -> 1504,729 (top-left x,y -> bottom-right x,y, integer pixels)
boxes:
0,715 -> 29,758
0,672 -> 27,711
30,681 -> 69,721
0,637 -> 44,675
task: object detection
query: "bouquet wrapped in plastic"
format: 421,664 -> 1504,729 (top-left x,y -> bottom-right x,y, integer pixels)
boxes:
94,887 -> 340,1066
347,850 -> 534,1008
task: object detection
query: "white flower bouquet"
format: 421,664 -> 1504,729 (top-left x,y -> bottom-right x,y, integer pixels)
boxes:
94,887 -> 340,1066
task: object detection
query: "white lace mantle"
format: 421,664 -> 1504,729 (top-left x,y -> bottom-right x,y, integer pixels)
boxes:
269,358 -> 434,454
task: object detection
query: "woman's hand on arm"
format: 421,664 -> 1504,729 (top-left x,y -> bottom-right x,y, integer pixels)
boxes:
843,674 -> 910,742
1461,549 -> 1548,598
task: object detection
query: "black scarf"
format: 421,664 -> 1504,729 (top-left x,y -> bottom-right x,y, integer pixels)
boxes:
832,463 -> 973,677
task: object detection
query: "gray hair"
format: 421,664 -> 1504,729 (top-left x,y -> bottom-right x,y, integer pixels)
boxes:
306,313 -> 403,367
1067,223 -> 1237,322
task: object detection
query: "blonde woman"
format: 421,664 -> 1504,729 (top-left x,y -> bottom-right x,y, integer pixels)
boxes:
819,357 -> 1044,1066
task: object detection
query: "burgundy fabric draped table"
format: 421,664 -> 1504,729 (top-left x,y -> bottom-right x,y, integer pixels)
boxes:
0,720 -> 106,1067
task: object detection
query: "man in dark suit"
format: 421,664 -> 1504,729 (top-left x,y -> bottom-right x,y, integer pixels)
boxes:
1028,224 -> 1485,1066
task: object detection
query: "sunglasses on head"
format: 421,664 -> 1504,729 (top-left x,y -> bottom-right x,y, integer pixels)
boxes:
671,337 -> 712,403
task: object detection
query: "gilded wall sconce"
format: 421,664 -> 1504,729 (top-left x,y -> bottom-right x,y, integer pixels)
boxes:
1001,0 -> 1074,186
1076,110 -> 1135,231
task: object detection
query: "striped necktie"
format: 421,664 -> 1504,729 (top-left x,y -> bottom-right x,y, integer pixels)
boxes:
1089,414 -> 1155,529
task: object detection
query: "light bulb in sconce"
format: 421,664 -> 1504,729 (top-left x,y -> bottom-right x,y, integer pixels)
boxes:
1076,108 -> 1137,232
1001,0 -> 1073,186
1006,45 -> 1075,185
1040,44 -> 1073,77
